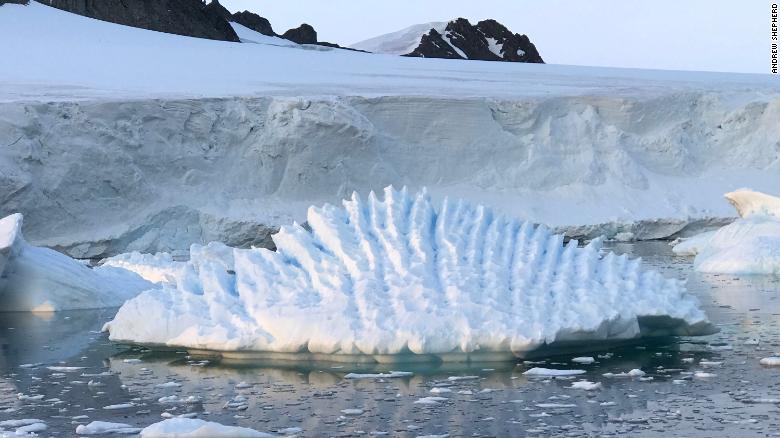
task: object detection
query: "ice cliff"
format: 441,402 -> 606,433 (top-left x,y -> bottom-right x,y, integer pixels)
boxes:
0,213 -> 152,311
104,187 -> 713,361
1,2 -> 780,258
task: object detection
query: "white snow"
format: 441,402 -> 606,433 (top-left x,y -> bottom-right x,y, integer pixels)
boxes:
0,214 -> 153,311
485,37 -> 503,57
230,23 -> 297,47
523,368 -> 586,377
104,187 -> 711,361
676,189 -> 780,274
350,22 -> 448,55
139,418 -> 272,437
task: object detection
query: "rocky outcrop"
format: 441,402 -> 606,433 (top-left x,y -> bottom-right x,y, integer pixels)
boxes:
34,0 -> 239,42
282,23 -> 317,45
0,0 -> 30,5
231,9 -> 275,36
406,18 -> 543,63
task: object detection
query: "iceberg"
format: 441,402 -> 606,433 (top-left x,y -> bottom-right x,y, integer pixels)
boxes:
105,187 -> 713,362
674,189 -> 780,274
0,213 -> 153,311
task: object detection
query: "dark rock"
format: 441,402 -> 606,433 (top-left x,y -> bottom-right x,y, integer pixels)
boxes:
406,17 -> 543,63
406,29 -> 464,59
231,10 -> 275,36
0,0 -> 29,5
34,0 -> 240,42
282,23 -> 317,45
204,0 -> 230,20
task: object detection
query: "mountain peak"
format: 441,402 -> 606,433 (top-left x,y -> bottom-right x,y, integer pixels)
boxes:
352,17 -> 543,63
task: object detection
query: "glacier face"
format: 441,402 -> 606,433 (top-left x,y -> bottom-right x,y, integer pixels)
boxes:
1,93 -> 780,258
0,213 -> 152,311
104,187 -> 713,361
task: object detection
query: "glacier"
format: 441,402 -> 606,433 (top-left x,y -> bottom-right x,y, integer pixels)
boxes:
674,189 -> 780,275
104,187 -> 714,362
1,2 -> 780,259
0,213 -> 152,311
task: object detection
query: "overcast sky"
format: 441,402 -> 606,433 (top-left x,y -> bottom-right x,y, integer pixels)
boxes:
220,0 -> 769,74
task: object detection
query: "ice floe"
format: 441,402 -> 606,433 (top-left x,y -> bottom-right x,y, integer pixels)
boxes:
674,189 -> 780,274
139,418 -> 272,437
105,187 -> 713,361
0,213 -> 153,311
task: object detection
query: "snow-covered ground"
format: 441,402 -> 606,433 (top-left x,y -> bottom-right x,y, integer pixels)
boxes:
1,2 -> 779,257
674,189 -> 780,274
0,213 -> 152,311
104,187 -> 713,360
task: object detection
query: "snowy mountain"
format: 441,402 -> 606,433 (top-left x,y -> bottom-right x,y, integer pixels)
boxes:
352,18 -> 544,63
1,2 -> 779,259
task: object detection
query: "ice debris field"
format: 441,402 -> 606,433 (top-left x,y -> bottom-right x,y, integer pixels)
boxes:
102,187 -> 713,361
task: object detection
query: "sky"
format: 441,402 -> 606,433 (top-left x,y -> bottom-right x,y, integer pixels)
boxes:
221,0 -> 769,74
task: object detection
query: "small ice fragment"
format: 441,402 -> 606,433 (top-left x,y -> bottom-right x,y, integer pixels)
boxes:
523,368 -> 585,377
430,387 -> 452,394
413,397 -> 448,405
694,371 -> 716,378
235,382 -> 252,389
344,371 -> 413,379
571,357 -> 595,364
340,409 -> 364,416
446,376 -> 480,381
602,369 -> 645,378
102,403 -> 134,410
123,359 -> 142,364
569,380 -> 602,390
535,403 -> 576,409
76,421 -> 141,435
47,366 -> 86,372
156,381 -> 182,388
760,357 -> 780,366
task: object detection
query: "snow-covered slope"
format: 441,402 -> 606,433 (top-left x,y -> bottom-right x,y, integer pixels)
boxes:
1,2 -> 780,258
674,190 -> 780,275
0,213 -> 152,311
230,22 -> 297,47
350,22 -> 447,55
104,187 -> 713,361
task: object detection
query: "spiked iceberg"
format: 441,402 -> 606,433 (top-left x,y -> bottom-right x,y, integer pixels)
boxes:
105,187 -> 712,361
0,214 -> 153,311
674,189 -> 780,274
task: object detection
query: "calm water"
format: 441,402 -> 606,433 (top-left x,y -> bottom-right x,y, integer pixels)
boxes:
1,241 -> 780,437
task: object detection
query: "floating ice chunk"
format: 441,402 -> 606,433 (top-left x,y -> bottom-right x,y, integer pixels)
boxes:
523,368 -> 586,377
344,371 -> 413,379
102,403 -> 134,410
139,418 -> 273,437
672,231 -> 717,256
760,357 -> 780,366
430,387 -> 452,394
535,403 -> 576,409
340,409 -> 364,416
0,213 -> 154,311
693,371 -> 716,378
413,396 -> 448,405
47,366 -> 85,372
156,381 -> 182,388
446,376 -> 480,381
571,357 -> 595,364
679,190 -> 780,274
602,369 -> 645,378
569,380 -> 602,390
105,187 -> 713,360
76,421 -> 141,435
